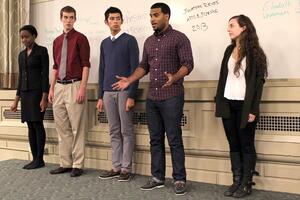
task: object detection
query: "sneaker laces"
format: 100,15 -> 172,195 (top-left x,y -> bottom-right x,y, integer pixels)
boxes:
174,181 -> 185,189
147,178 -> 157,185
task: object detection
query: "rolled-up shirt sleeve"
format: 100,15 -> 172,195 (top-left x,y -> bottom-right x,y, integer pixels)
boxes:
138,40 -> 150,74
78,35 -> 91,68
52,39 -> 58,70
177,34 -> 194,74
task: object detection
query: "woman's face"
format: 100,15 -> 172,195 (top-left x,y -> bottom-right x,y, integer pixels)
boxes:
227,18 -> 245,41
20,30 -> 35,47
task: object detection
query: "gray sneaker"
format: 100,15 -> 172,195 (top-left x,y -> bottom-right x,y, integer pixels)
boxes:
118,171 -> 132,182
98,169 -> 120,180
140,178 -> 165,190
174,181 -> 187,195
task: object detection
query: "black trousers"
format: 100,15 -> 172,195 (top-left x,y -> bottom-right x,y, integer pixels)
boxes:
222,100 -> 256,154
27,121 -> 46,162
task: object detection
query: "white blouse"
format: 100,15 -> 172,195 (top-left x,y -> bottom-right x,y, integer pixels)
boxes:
224,55 -> 247,100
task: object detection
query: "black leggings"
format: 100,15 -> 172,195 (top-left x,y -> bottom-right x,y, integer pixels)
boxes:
27,121 -> 46,162
222,100 -> 256,154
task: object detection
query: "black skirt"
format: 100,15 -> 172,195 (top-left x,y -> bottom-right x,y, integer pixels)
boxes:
20,90 -> 45,123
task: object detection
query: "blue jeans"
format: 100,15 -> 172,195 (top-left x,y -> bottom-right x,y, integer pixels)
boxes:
146,94 -> 186,182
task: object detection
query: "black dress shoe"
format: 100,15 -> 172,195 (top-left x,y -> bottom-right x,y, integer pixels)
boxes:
26,161 -> 45,170
22,160 -> 35,169
49,167 -> 72,174
70,168 -> 83,177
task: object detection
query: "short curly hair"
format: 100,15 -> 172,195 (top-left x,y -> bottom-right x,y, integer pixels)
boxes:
19,25 -> 38,37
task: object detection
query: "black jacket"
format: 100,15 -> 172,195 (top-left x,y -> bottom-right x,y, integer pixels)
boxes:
17,43 -> 49,95
215,44 -> 265,128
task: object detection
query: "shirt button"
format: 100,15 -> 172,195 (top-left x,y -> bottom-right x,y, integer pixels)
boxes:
155,78 -> 157,81
155,58 -> 158,61
155,69 -> 157,71
155,48 -> 158,51
156,88 -> 158,90
158,39 -> 160,41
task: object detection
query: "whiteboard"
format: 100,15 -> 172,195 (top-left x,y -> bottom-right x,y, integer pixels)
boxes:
30,0 -> 300,82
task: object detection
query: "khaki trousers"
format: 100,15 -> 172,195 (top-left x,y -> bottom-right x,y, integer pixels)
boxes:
53,81 -> 87,169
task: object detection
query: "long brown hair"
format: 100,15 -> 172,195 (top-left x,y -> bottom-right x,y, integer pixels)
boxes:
230,15 -> 268,78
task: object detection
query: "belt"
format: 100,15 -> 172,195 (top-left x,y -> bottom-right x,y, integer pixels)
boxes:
56,78 -> 81,84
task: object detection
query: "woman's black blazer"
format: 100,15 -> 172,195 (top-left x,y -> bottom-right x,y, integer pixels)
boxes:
16,43 -> 49,96
215,44 -> 265,129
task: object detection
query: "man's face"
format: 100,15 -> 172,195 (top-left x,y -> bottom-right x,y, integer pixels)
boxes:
150,8 -> 169,32
105,13 -> 123,34
61,12 -> 76,32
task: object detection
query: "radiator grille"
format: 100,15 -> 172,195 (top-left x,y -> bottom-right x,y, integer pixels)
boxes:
257,115 -> 300,132
3,109 -> 54,120
98,111 -> 188,127
5,108 -> 298,132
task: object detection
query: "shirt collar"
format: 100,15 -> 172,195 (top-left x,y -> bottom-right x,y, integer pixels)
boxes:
154,25 -> 172,37
63,28 -> 76,38
31,42 -> 38,52
110,30 -> 124,41
23,42 -> 37,55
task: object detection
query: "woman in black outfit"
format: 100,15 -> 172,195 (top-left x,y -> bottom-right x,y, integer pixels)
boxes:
11,25 -> 49,169
215,15 -> 268,198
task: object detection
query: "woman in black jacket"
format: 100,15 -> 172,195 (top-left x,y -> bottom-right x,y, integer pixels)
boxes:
11,25 -> 49,169
215,15 -> 268,198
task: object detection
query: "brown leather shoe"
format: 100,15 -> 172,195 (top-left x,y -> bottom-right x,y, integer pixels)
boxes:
70,168 -> 83,177
49,167 -> 72,174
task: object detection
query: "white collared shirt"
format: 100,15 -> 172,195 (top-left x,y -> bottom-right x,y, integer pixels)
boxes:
110,30 -> 124,41
224,55 -> 247,100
